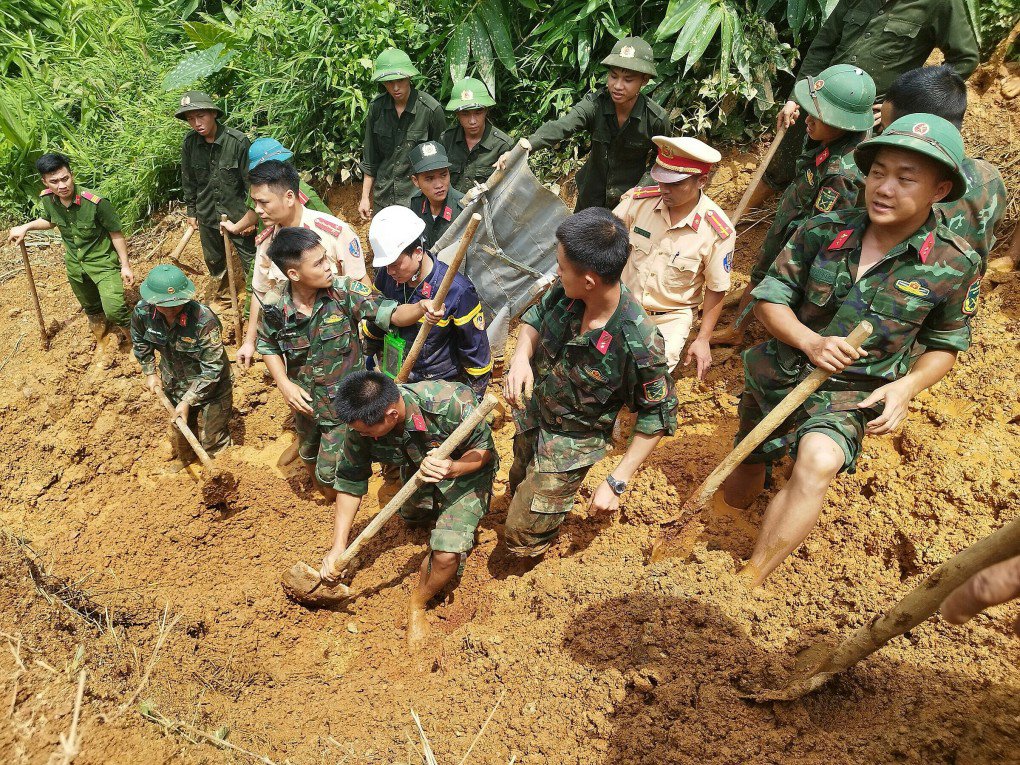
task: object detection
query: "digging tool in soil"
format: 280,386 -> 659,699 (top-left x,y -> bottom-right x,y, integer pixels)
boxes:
729,125 -> 787,228
154,388 -> 237,500
18,241 -> 49,350
282,394 -> 499,607
394,212 -> 483,383
219,214 -> 244,344
746,515 -> 1020,701
650,321 -> 873,563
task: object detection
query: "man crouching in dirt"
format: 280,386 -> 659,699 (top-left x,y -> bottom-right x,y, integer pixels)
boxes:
131,265 -> 233,471
502,207 -> 678,557
321,370 -> 496,647
722,115 -> 982,587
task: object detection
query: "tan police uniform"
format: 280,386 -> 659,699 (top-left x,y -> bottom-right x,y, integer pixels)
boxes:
252,206 -> 367,304
615,136 -> 734,370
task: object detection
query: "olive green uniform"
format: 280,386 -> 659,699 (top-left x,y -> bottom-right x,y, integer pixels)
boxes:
39,187 -> 129,327
334,381 -> 496,554
181,123 -> 257,278
441,123 -> 514,193
361,89 -> 446,209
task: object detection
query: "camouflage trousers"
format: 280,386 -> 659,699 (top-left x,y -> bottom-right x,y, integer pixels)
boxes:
296,416 -> 346,487
395,462 -> 494,554
504,430 -> 590,557
66,258 -> 129,327
166,386 -> 233,461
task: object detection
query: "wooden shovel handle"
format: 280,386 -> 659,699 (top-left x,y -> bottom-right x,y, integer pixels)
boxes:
729,124 -> 788,227
169,226 -> 194,261
324,394 -> 499,579
155,388 -> 218,472
219,214 -> 244,344
19,241 -> 48,350
394,213 -> 483,383
682,320 -> 873,515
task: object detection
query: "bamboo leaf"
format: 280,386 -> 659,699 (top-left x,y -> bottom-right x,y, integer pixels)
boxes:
682,3 -> 723,73
448,21 -> 470,82
719,5 -> 734,87
670,1 -> 712,63
468,13 -> 496,96
655,0 -> 703,41
577,17 -> 592,74
477,0 -> 517,75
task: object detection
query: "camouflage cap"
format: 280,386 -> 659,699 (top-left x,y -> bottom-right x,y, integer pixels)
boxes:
794,64 -> 876,132
855,113 -> 968,202
409,140 -> 451,174
140,264 -> 196,306
174,91 -> 223,120
372,48 -> 420,82
600,36 -> 656,77
446,77 -> 496,112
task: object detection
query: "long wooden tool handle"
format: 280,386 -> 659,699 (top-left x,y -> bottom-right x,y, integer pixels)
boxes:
683,321 -> 872,514
155,388 -> 218,472
219,214 -> 244,343
729,125 -> 788,227
325,394 -> 499,578
394,213 -> 483,383
486,138 -> 531,190
169,226 -> 195,261
19,241 -> 49,350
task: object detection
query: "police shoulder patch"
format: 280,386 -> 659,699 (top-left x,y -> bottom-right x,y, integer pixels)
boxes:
349,238 -> 362,257
962,278 -> 980,315
80,191 -> 102,204
314,217 -> 342,237
815,186 -> 839,213
705,210 -> 732,240
722,250 -> 733,273
643,376 -> 668,403
632,185 -> 662,200
40,189 -> 54,197
473,311 -> 485,330
256,226 -> 274,245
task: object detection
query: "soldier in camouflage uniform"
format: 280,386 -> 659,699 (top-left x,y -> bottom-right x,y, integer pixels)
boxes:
882,65 -> 1007,271
722,114 -> 981,587
715,65 -> 876,346
441,77 -> 513,193
323,370 -> 496,647
503,208 -> 678,557
131,265 -> 233,469
498,37 -> 670,212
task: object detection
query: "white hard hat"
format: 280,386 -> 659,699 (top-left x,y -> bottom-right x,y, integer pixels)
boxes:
369,206 -> 426,267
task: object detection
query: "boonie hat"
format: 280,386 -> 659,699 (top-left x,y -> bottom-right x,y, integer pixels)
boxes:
174,91 -> 223,120
409,141 -> 452,175
600,36 -> 657,77
794,64 -> 876,132
447,77 -> 497,112
369,206 -> 427,267
372,48 -> 420,83
141,265 -> 196,306
650,136 -> 721,184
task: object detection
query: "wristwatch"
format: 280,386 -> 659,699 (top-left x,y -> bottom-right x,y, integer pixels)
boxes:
605,474 -> 627,496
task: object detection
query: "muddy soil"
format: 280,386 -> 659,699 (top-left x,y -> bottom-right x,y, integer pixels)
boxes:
1,79 -> 1018,764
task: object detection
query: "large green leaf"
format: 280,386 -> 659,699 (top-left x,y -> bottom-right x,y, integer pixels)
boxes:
655,0 -> 703,41
161,43 -> 236,91
182,20 -> 239,49
477,0 -> 517,75
719,5 -> 735,87
468,13 -> 496,96
448,21 -> 470,82
787,0 -> 808,36
683,3 -> 724,73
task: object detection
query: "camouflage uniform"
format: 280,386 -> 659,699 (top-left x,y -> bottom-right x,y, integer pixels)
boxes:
131,300 -> 233,456
255,277 -> 381,485
333,381 -> 497,554
505,284 -> 678,555
935,157 -> 1007,271
753,131 -> 866,283
740,209 -> 980,473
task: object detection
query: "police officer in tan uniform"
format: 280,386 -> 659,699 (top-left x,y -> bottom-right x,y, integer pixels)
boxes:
615,136 -> 734,378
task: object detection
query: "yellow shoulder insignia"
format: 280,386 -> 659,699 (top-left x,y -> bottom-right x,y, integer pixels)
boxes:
632,185 -> 662,200
705,209 -> 733,239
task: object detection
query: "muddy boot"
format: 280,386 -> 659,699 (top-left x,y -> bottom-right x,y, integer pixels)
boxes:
109,324 -> 131,351
87,314 -> 108,344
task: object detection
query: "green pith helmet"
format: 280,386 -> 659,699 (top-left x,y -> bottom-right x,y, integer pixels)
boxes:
793,64 -> 876,132
174,91 -> 223,120
600,36 -> 657,77
408,140 -> 451,174
446,77 -> 496,112
854,113 -> 968,202
372,48 -> 420,82
140,264 -> 196,306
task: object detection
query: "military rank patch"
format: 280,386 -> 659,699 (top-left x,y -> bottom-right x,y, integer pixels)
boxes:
297,191 -> 309,204
584,366 -> 606,383
643,376 -> 668,402
814,147 -> 830,167
815,187 -> 839,213
350,281 -> 372,296
80,191 -> 102,204
633,226 -> 652,239
442,206 -> 453,222
412,413 -> 427,431
595,330 -> 613,355
314,217 -> 342,237
962,278 -> 980,315
705,210 -> 732,239
420,282 -> 433,299
828,229 -> 855,250
256,227 -> 274,245
632,185 -> 661,199
918,232 -> 935,264
349,239 -> 362,257
473,311 -> 486,330
895,279 -> 930,298
723,251 -> 733,273
691,213 -> 702,232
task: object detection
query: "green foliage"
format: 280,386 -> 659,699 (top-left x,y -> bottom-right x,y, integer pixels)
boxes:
161,43 -> 235,91
976,0 -> 1019,57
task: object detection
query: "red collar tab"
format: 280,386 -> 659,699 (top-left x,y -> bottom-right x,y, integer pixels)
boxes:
815,147 -> 830,167
595,330 -> 613,355
412,413 -> 427,431
690,213 -> 701,232
828,229 -> 855,250
179,311 -> 188,326
442,206 -> 453,222
918,232 -> 935,264
74,195 -> 81,205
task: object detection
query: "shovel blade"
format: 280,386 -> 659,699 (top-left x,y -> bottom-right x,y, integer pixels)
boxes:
282,561 -> 351,606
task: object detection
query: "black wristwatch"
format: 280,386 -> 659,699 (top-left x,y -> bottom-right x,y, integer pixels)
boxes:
606,474 -> 627,496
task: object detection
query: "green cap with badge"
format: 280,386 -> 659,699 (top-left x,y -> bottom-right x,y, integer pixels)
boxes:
446,77 -> 496,112
854,113 -> 968,202
174,91 -> 223,120
372,48 -> 420,82
793,64 -> 876,132
600,36 -> 657,77
140,264 -> 196,306
408,141 -> 451,174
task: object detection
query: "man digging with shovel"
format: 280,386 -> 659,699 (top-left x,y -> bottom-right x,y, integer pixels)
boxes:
321,370 -> 496,648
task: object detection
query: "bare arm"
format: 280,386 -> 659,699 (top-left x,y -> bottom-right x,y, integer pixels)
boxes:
754,301 -> 866,373
321,491 -> 365,580
503,324 -> 539,408
858,349 -> 957,435
589,432 -> 663,515
110,231 -> 134,286
685,288 -> 726,379
8,218 -> 55,243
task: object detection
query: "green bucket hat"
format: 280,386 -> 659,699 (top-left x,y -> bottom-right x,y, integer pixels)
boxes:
372,48 -> 420,82
447,77 -> 496,112
600,36 -> 657,77
408,141 -> 451,174
793,64 -> 876,132
174,91 -> 223,120
854,113 -> 968,202
140,264 -> 196,307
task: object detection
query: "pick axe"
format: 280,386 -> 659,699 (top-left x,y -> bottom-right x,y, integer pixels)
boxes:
282,394 -> 499,607
650,321 -> 873,562
18,241 -> 49,350
154,387 -> 236,497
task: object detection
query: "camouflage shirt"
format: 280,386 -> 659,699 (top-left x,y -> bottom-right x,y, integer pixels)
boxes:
748,209 -> 980,410
181,123 -> 251,226
131,300 -> 232,405
441,122 -> 514,193
333,381 -> 496,497
39,187 -> 122,269
935,156 -> 1007,271
515,283 -> 678,471
255,276 -> 381,425
755,130 -> 866,282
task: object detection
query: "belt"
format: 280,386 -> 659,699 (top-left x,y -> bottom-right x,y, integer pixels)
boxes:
644,307 -> 693,316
